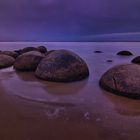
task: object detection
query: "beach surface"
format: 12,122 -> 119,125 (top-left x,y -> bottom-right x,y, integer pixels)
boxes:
0,42 -> 140,140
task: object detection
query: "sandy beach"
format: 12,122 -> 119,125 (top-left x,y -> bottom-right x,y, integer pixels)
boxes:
0,42 -> 140,140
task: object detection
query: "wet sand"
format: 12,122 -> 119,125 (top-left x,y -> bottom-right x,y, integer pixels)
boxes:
0,42 -> 140,140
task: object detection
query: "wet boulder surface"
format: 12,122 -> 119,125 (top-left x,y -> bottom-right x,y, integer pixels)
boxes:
100,64 -> 140,99
14,51 -> 44,71
117,50 -> 133,56
35,49 -> 89,82
0,54 -> 15,68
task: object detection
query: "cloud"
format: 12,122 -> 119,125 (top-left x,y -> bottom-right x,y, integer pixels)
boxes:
0,0 -> 140,41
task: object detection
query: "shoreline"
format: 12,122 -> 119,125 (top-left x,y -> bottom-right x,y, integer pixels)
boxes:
0,42 -> 140,140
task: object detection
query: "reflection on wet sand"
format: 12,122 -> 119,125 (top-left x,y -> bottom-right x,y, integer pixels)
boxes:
103,90 -> 140,116
0,68 -> 88,108
15,70 -> 88,95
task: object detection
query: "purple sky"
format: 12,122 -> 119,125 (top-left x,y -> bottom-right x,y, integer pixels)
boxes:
0,0 -> 140,41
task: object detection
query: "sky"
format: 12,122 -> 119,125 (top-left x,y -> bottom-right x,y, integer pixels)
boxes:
0,0 -> 140,41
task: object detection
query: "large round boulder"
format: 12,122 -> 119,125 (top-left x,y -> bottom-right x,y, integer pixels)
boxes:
14,51 -> 44,71
131,56 -> 140,64
0,51 -> 19,58
117,50 -> 133,56
100,64 -> 140,99
35,49 -> 89,82
0,54 -> 15,68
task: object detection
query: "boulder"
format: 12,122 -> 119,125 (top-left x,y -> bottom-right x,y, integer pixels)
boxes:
14,49 -> 22,55
0,51 -> 19,58
94,51 -> 103,53
117,50 -> 133,56
14,51 -> 44,71
100,64 -> 140,99
37,46 -> 47,53
45,50 -> 55,56
0,54 -> 15,68
131,56 -> 140,64
35,49 -> 89,82
20,47 -> 38,54
107,60 -> 113,62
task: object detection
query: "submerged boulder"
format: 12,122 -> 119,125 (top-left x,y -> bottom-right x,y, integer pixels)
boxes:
0,54 -> 15,68
117,50 -> 133,56
35,49 -> 89,82
14,51 -> 44,71
131,56 -> 140,64
0,51 -> 19,58
94,51 -> 103,53
100,64 -> 140,99
37,46 -> 47,53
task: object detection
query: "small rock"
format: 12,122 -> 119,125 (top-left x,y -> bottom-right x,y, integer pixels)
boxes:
107,60 -> 113,62
117,50 -> 133,56
94,51 -> 103,53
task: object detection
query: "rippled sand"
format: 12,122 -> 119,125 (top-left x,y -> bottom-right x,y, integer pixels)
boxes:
0,42 -> 140,140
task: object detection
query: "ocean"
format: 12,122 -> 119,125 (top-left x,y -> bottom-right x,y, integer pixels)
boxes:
0,42 -> 140,140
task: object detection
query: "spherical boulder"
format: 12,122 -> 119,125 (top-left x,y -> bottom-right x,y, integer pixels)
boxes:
117,50 -> 133,56
131,56 -> 140,64
37,46 -> 47,53
0,54 -> 15,68
14,51 -> 44,71
35,49 -> 89,82
0,51 -> 19,58
100,64 -> 140,99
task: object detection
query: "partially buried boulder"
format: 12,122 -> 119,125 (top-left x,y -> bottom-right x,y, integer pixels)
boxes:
94,51 -> 103,53
35,49 -> 89,82
100,64 -> 140,99
14,51 -> 44,71
0,51 -> 19,58
37,46 -> 47,53
131,56 -> 140,64
20,47 -> 38,54
117,50 -> 133,56
0,54 -> 15,68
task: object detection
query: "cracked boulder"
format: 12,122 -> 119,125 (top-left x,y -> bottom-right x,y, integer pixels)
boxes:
35,49 -> 89,82
99,64 -> 140,99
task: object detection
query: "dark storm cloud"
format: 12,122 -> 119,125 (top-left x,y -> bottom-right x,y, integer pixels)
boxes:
0,0 -> 140,41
